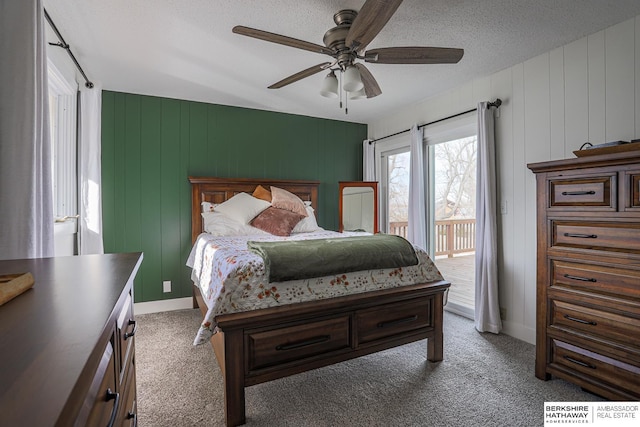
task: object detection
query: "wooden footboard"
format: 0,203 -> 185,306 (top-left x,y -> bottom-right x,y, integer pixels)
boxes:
193,280 -> 450,427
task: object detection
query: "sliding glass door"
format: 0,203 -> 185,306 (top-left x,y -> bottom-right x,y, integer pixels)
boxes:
378,114 -> 477,319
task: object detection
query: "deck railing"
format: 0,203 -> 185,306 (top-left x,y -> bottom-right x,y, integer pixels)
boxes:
389,219 -> 476,257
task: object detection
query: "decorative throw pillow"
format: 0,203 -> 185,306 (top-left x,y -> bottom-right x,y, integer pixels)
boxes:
292,206 -> 321,233
252,185 -> 272,202
270,186 -> 308,217
214,192 -> 270,224
250,207 -> 304,236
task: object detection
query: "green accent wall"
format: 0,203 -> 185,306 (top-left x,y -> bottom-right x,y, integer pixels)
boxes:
101,91 -> 367,303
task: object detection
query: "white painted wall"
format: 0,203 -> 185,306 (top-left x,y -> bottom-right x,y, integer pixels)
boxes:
367,16 -> 640,345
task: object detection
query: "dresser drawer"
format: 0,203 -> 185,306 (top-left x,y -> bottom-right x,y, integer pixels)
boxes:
551,259 -> 640,300
117,292 -> 136,384
85,340 -> 119,427
550,300 -> 640,347
548,175 -> 615,208
629,172 -> 640,209
118,356 -> 137,427
356,297 -> 432,345
551,340 -> 640,395
247,316 -> 350,372
552,221 -> 640,254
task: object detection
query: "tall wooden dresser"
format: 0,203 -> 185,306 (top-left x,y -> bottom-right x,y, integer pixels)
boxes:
528,151 -> 640,400
0,252 -> 143,426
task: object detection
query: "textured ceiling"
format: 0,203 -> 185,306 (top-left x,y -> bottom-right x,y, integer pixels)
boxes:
43,0 -> 640,124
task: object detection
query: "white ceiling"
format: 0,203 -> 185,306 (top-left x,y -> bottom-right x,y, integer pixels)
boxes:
43,0 -> 640,124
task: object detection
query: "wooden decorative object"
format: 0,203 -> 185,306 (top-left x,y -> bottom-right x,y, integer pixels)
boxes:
0,272 -> 34,306
573,141 -> 640,157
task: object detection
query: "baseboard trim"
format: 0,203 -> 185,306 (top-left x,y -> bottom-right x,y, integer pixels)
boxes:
134,297 -> 193,315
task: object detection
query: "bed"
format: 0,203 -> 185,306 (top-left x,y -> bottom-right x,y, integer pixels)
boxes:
187,176 -> 450,427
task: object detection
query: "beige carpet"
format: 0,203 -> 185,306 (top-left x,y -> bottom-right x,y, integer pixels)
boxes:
135,309 -> 602,426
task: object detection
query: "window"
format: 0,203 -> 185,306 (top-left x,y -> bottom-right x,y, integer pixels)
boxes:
48,59 -> 78,255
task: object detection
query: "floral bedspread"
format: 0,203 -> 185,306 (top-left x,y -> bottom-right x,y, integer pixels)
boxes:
186,230 -> 444,345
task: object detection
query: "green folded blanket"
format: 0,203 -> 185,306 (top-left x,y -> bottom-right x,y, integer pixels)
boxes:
247,234 -> 418,283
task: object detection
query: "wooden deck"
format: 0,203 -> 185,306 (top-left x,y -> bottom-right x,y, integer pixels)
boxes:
434,253 -> 474,309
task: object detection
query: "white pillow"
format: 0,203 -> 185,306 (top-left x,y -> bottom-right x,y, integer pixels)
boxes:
214,192 -> 270,224
292,206 -> 322,233
201,201 -> 217,213
202,212 -> 268,236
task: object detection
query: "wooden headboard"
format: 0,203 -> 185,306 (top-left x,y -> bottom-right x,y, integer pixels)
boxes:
189,176 -> 320,243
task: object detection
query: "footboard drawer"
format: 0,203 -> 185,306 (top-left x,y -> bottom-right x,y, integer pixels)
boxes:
246,316 -> 350,372
356,297 -> 433,345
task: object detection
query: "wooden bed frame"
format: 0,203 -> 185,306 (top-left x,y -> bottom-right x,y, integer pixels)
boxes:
189,176 -> 450,427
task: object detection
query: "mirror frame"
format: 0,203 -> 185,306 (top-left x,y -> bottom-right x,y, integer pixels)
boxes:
339,181 -> 378,234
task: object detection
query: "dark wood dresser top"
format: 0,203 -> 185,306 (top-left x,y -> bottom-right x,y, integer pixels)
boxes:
0,253 -> 143,426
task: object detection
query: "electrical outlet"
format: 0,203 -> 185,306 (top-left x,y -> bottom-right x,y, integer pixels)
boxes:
163,280 -> 171,293
500,307 -> 507,320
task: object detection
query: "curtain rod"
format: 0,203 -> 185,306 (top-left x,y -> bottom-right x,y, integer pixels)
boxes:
369,98 -> 502,143
44,8 -> 94,89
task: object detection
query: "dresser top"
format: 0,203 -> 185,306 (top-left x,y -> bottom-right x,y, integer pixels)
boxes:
527,150 -> 640,173
0,252 -> 143,425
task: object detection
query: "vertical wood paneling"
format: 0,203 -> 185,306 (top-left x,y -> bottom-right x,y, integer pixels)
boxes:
160,98 -> 182,299
511,63 -> 526,327
549,47 -> 566,160
102,92 -> 366,302
588,30 -> 606,144
101,92 -> 115,253
605,19 -> 636,141
139,97 -> 162,302
564,38 -> 589,153
523,53 -> 551,330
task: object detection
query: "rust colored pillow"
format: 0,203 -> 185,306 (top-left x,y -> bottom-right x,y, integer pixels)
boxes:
250,207 -> 304,236
271,186 -> 308,217
252,185 -> 272,202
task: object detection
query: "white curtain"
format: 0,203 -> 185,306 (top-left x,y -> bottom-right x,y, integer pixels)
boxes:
78,84 -> 104,254
0,0 -> 54,260
475,102 -> 502,333
407,125 -> 427,250
363,139 -> 375,181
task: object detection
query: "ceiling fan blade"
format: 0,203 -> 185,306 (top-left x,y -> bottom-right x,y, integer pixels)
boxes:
365,47 -> 464,64
233,26 -> 334,56
345,0 -> 404,51
268,62 -> 333,89
354,63 -> 381,98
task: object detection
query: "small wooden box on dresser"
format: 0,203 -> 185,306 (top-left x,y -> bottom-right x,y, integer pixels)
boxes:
0,252 -> 143,426
528,151 -> 640,400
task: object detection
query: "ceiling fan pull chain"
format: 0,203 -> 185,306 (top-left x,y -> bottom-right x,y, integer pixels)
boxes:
339,70 -> 343,110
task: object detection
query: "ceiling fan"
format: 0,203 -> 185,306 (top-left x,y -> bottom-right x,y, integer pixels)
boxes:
232,0 -> 464,101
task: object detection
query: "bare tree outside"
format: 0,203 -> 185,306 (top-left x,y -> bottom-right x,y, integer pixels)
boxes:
434,136 -> 477,220
387,152 -> 410,223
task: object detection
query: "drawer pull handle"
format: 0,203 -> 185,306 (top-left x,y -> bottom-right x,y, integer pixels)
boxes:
127,411 -> 138,427
563,233 -> 597,239
563,314 -> 597,326
124,319 -> 137,340
561,190 -> 596,196
563,274 -> 597,283
377,315 -> 418,329
105,388 -> 120,427
563,356 -> 596,370
275,335 -> 330,351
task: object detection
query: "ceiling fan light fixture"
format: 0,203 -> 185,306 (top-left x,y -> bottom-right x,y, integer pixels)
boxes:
342,65 -> 363,92
320,71 -> 339,98
348,87 -> 367,100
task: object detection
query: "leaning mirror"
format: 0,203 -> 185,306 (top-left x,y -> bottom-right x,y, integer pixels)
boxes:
339,181 -> 378,234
